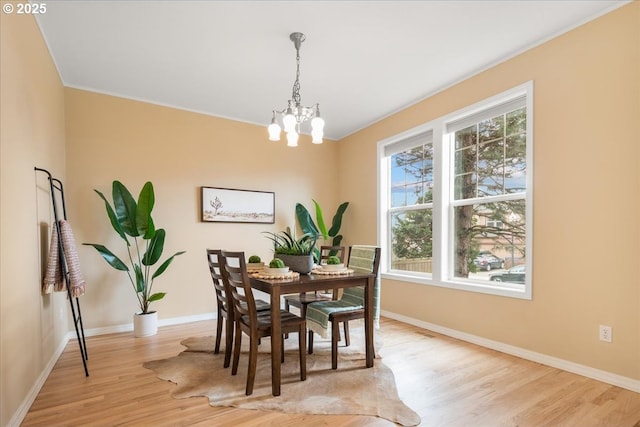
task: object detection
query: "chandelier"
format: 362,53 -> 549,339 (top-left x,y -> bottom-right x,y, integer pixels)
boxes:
268,32 -> 324,146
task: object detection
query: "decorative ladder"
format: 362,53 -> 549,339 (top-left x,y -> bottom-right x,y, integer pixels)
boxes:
35,167 -> 89,376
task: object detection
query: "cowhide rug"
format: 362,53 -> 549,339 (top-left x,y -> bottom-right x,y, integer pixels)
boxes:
143,329 -> 421,426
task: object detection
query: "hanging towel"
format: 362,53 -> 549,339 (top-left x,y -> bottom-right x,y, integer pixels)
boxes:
60,220 -> 86,297
42,220 -> 86,297
43,224 -> 64,293
306,245 -> 380,338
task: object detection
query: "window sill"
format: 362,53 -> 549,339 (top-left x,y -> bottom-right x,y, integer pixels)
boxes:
382,271 -> 531,300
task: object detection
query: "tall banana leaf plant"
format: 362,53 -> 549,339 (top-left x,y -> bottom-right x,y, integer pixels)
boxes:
296,200 -> 349,261
84,181 -> 185,314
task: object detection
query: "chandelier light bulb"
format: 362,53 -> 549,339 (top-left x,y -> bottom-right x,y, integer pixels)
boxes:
311,116 -> 324,131
287,130 -> 299,147
283,112 -> 296,133
311,130 -> 323,144
268,122 -> 281,141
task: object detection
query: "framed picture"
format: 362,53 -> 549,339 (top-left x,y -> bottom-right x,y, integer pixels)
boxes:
201,187 -> 275,224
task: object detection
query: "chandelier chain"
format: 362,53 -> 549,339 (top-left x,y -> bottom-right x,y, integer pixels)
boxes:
292,47 -> 301,106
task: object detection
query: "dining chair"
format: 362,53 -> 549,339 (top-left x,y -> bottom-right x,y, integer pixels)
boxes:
306,245 -> 381,369
283,245 -> 347,344
221,250 -> 307,395
206,249 -> 270,368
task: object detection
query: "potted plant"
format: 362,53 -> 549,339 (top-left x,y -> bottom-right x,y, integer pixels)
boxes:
263,227 -> 317,274
296,200 -> 348,262
246,254 -> 264,270
84,181 -> 185,337
322,255 -> 345,271
264,257 -> 290,275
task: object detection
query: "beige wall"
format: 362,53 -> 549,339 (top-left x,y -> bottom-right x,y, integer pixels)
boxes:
64,89 -> 342,328
339,2 -> 640,380
1,10 -> 68,427
2,2 -> 639,425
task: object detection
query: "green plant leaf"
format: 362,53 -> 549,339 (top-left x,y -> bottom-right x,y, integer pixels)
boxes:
143,228 -> 165,266
332,234 -> 344,247
328,202 -> 349,237
83,243 -> 129,271
152,251 -> 186,279
313,199 -> 328,239
137,181 -> 155,238
295,203 -> 319,236
94,189 -> 129,245
144,216 -> 156,240
148,292 -> 166,302
283,227 -> 296,247
112,181 -> 139,237
263,229 -> 317,255
134,263 -> 144,293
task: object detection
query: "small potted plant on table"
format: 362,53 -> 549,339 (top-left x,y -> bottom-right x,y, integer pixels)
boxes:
263,227 -> 317,274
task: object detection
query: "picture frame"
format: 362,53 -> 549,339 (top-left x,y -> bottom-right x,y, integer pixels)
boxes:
201,186 -> 275,224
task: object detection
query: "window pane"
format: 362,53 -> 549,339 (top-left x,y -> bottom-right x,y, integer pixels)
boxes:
454,107 -> 526,201
455,173 -> 476,200
478,140 -> 504,196
506,107 -> 526,135
422,181 -> 433,203
453,200 -> 526,283
479,115 -> 504,143
391,185 -> 407,207
390,210 -> 433,273
455,146 -> 475,175
455,125 -> 476,149
405,182 -> 422,205
390,143 -> 433,208
505,134 -> 526,193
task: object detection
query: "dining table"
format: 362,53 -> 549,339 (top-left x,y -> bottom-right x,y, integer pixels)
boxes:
249,271 -> 376,396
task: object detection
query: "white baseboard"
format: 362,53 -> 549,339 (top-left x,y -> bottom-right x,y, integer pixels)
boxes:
380,310 -> 640,393
81,312 -> 216,337
8,312 -> 216,427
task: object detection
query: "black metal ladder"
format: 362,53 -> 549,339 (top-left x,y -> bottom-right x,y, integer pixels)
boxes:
35,167 -> 89,376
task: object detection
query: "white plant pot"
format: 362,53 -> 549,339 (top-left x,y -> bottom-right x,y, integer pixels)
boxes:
133,311 -> 158,337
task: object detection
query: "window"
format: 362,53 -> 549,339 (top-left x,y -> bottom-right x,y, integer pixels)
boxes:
386,132 -> 434,275
378,82 -> 533,299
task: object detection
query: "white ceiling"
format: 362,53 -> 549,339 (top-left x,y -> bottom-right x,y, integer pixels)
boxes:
35,1 -> 626,140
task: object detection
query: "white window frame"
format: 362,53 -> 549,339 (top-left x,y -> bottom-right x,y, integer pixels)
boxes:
378,81 -> 533,299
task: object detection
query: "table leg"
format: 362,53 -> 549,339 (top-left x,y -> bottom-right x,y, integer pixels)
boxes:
364,276 -> 374,367
270,285 -> 282,396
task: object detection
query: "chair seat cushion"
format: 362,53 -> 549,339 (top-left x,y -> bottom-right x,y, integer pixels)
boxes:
306,300 -> 364,337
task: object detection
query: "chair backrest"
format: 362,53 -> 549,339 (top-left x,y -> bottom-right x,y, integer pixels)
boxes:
319,245 -> 346,264
206,249 -> 230,314
220,251 -> 257,326
342,246 -> 382,319
346,246 -> 381,275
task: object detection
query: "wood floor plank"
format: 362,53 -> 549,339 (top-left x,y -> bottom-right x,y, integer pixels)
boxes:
20,318 -> 640,426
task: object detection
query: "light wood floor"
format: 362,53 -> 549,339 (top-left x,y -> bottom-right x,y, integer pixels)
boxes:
21,318 -> 640,426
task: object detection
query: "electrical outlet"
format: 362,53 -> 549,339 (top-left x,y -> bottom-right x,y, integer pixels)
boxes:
599,325 -> 612,343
